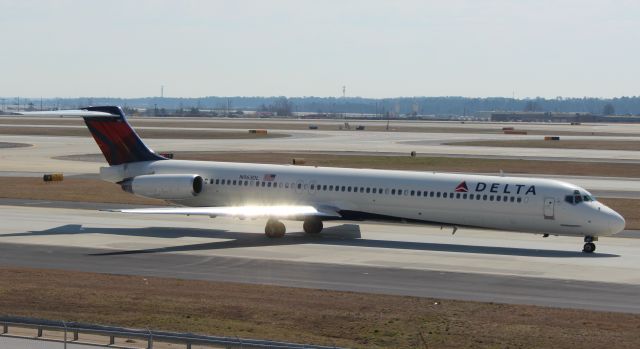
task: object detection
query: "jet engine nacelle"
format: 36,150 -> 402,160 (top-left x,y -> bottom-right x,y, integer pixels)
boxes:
121,174 -> 203,200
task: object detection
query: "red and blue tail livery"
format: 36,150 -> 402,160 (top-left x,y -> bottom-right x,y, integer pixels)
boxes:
81,106 -> 166,165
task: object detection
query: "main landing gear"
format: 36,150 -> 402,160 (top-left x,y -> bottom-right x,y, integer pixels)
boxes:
303,217 -> 324,235
582,236 -> 597,253
265,219 -> 286,238
264,217 -> 324,238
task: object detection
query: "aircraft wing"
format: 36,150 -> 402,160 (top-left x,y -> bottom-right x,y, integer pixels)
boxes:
109,205 -> 342,219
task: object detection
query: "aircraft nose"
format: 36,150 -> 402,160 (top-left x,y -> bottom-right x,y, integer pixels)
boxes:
608,210 -> 626,235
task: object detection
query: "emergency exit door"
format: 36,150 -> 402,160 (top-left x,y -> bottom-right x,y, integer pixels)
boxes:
543,197 -> 555,219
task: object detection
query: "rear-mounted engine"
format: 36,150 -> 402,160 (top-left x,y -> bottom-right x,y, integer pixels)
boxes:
121,174 -> 203,200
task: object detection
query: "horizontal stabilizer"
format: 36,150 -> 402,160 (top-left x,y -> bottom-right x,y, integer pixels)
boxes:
108,205 -> 341,219
15,109 -> 119,118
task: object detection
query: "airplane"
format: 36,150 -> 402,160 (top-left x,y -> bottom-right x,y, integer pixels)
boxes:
20,106 -> 626,253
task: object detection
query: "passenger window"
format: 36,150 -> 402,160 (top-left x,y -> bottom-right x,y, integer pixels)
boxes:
398,190 -> 403,196
410,190 -> 415,196
443,193 -> 447,198
463,193 -> 467,199
366,188 -> 371,193
215,179 -> 219,184
489,195 -> 494,201
391,189 -> 396,195
483,195 -> 487,200
496,196 -> 501,202
341,186 -> 346,191
310,184 -> 315,190
517,197 -> 522,203
262,182 -> 266,187
456,193 -> 460,199
417,191 -> 421,197
510,196 -> 515,202
360,187 -> 364,193
232,180 -> 237,185
268,182 -> 272,187
436,192 -> 441,198
329,185 -> 333,191
297,183 -> 302,189
347,187 -> 352,192
323,185 -> 327,191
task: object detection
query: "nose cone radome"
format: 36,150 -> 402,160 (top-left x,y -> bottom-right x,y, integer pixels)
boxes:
608,210 -> 626,235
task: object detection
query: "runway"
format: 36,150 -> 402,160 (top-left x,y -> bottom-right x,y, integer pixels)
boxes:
2,203 -> 640,313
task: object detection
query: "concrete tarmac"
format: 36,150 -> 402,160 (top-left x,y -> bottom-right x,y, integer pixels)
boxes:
2,204 -> 640,313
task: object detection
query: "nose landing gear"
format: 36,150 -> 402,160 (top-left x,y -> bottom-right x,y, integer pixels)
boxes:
582,236 -> 596,253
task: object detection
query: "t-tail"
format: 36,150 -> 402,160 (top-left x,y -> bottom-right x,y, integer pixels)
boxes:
81,106 -> 166,165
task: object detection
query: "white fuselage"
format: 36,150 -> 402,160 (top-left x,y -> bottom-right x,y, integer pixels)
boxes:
103,159 -> 626,238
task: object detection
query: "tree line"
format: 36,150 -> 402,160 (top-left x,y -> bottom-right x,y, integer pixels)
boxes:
9,96 -> 640,116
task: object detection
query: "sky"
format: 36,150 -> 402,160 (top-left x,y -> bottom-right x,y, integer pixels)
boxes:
0,0 -> 638,99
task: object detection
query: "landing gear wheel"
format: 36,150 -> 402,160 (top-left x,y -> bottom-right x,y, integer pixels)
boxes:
265,219 -> 286,238
303,217 -> 323,234
582,242 -> 596,253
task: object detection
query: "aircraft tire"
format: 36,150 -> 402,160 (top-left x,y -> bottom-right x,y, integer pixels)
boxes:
265,219 -> 286,238
582,242 -> 596,253
303,217 -> 323,234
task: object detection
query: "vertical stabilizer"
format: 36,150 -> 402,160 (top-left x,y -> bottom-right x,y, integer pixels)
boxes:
81,106 -> 166,165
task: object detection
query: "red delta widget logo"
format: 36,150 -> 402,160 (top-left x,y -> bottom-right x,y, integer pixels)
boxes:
455,181 -> 536,195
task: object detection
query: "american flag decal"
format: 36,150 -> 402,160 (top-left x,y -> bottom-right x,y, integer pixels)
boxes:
455,181 -> 469,192
263,174 -> 276,182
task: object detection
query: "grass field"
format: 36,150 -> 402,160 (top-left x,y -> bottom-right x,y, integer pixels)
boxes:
0,126 -> 287,139
1,117 -> 637,136
449,139 -> 640,151
170,151 -> 640,178
1,267 -> 639,349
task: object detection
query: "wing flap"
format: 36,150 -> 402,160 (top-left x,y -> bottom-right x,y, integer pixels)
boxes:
110,205 -> 341,219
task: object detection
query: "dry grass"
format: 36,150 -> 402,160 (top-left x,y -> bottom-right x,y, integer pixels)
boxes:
599,198 -> 640,230
0,141 -> 30,148
0,177 -> 164,205
1,117 -> 636,136
173,151 -> 640,178
449,140 -> 640,151
0,126 -> 287,139
1,267 -> 640,349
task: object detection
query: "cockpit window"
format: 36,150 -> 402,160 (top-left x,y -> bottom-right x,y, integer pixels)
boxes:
565,191 -> 596,205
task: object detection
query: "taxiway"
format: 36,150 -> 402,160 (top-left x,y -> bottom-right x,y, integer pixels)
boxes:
1,204 -> 640,313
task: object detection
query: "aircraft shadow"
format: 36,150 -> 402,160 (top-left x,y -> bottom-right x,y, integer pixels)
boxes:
6,224 -> 619,258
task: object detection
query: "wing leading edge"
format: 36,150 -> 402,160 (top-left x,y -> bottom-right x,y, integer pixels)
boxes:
110,205 -> 341,219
